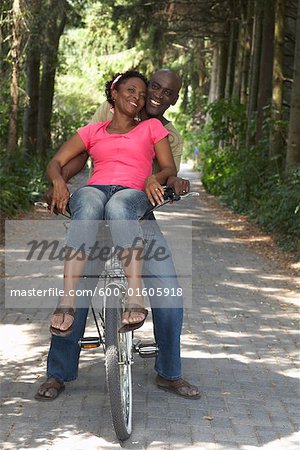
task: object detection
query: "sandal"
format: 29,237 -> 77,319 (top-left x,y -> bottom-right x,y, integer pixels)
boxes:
50,306 -> 75,336
34,377 -> 65,401
156,375 -> 201,399
119,303 -> 148,333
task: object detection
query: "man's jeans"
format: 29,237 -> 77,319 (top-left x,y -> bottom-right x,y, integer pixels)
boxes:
47,193 -> 184,381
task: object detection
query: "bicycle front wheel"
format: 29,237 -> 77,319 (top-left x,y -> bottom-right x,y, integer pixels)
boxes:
105,291 -> 133,441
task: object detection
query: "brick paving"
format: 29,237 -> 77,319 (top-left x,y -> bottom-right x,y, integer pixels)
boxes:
1,164 -> 299,449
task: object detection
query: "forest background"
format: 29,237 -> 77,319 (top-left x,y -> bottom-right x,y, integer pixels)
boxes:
1,0 -> 300,255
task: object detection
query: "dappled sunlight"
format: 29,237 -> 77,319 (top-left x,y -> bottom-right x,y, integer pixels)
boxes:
228,266 -> 259,273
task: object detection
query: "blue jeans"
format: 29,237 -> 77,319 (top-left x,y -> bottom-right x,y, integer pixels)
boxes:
66,185 -> 150,252
47,195 -> 183,381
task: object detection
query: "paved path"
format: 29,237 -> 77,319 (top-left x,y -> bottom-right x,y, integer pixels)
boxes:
1,164 -> 299,449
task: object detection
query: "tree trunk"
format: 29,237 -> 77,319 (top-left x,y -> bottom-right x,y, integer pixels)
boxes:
36,0 -> 66,157
269,0 -> 286,171
216,39 -> 228,100
225,19 -> 237,99
246,0 -> 263,145
240,1 -> 253,105
256,0 -> 275,143
208,43 -> 219,104
7,0 -> 25,152
23,0 -> 42,154
232,4 -> 247,100
286,0 -> 300,169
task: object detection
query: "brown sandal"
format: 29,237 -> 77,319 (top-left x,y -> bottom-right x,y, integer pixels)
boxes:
35,377 -> 65,401
119,303 -> 148,333
156,375 -> 201,399
50,306 -> 75,336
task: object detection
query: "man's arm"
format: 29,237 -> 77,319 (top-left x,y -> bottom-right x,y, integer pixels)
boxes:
164,123 -> 190,194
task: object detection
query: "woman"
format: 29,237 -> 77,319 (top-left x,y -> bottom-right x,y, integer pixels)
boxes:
47,70 -> 177,336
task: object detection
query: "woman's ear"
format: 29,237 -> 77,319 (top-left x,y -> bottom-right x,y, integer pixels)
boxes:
111,87 -> 117,103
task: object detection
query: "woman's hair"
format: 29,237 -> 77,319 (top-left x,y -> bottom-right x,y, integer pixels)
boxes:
105,70 -> 148,105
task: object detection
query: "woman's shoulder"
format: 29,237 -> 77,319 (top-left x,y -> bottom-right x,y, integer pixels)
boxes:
141,117 -> 165,130
78,120 -> 110,134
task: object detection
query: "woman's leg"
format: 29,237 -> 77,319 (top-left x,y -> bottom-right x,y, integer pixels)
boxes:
51,186 -> 109,332
105,188 -> 150,326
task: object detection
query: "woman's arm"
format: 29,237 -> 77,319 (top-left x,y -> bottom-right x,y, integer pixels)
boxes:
47,133 -> 86,213
144,136 -> 177,206
44,151 -> 89,206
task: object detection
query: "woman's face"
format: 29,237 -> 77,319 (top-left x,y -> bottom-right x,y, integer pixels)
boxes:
112,77 -> 147,117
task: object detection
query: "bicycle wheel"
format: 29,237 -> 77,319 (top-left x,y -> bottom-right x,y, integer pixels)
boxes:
105,288 -> 133,441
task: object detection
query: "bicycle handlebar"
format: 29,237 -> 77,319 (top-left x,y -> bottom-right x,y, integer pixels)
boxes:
138,186 -> 199,221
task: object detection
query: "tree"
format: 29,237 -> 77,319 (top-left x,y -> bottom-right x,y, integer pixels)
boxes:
23,0 -> 42,154
7,0 -> 26,152
255,0 -> 275,143
36,0 -> 67,156
286,0 -> 300,169
269,0 -> 286,170
246,0 -> 262,145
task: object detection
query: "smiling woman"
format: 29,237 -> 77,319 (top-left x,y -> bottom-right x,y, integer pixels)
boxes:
45,69 -> 177,336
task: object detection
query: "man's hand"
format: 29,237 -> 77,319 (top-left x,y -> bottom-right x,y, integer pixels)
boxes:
43,186 -> 54,208
167,176 -> 190,195
144,175 -> 164,206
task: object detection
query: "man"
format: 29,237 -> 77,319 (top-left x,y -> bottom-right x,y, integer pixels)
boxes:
35,69 -> 200,401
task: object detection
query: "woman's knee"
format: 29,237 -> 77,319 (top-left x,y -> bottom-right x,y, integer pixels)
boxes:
105,189 -> 149,220
70,186 -> 106,219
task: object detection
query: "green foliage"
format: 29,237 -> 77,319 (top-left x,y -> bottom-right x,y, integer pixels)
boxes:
199,99 -> 300,253
0,150 -> 48,216
254,169 -> 300,249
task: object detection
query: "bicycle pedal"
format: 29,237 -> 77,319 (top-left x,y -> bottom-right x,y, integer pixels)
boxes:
134,341 -> 159,358
78,337 -> 100,348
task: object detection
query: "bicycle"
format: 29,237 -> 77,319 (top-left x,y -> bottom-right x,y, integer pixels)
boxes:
35,186 -> 199,441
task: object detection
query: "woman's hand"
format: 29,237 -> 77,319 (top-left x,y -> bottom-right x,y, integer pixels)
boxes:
144,175 -> 164,206
50,178 -> 70,214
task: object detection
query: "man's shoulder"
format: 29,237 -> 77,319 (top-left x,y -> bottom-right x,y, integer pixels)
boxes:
164,121 -> 183,143
90,101 -> 112,123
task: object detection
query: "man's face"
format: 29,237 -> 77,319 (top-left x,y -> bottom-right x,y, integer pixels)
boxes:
145,71 -> 180,119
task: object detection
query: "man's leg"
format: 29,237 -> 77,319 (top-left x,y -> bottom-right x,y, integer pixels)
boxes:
142,218 -> 200,398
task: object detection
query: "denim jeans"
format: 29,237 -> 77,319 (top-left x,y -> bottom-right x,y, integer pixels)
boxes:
66,185 -> 150,252
47,206 -> 183,381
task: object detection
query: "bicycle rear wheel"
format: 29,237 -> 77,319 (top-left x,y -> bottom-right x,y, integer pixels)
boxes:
105,288 -> 133,441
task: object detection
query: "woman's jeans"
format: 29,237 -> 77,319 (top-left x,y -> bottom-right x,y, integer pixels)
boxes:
47,188 -> 184,381
66,185 -> 150,252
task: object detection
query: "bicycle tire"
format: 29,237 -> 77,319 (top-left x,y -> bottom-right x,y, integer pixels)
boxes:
105,289 -> 133,441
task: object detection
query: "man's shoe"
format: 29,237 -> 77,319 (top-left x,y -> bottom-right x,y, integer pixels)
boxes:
35,377 -> 65,401
156,374 -> 201,399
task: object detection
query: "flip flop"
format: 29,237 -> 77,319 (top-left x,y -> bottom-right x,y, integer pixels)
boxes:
156,375 -> 201,399
35,377 -> 65,401
119,303 -> 148,333
50,306 -> 75,336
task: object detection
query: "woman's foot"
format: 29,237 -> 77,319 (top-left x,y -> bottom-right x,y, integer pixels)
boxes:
119,301 -> 148,333
50,305 -> 75,336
